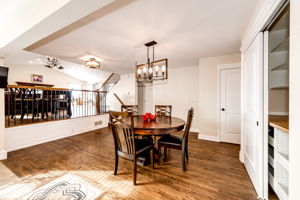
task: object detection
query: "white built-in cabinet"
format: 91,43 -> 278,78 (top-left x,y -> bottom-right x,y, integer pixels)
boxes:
268,126 -> 289,200
267,4 -> 289,200
269,9 -> 289,89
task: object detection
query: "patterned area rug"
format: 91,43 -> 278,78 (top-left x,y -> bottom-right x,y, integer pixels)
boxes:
25,174 -> 101,200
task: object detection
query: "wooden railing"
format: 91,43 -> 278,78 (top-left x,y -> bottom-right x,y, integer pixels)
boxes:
5,85 -> 107,127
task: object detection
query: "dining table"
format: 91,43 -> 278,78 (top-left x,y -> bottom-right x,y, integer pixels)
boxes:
124,115 -> 186,166
125,115 -> 186,135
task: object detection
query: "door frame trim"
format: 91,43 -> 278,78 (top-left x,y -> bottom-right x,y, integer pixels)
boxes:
217,63 -> 241,143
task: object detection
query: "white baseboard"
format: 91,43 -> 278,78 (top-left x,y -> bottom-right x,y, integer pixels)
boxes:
190,128 -> 199,133
239,150 -> 244,163
198,134 -> 220,142
0,150 -> 7,160
268,112 -> 288,116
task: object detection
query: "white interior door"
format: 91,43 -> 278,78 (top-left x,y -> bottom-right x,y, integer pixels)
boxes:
220,67 -> 241,144
242,32 -> 264,198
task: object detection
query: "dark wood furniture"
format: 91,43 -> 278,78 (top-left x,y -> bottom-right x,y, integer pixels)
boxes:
124,115 -> 185,136
16,81 -> 54,87
155,105 -> 172,116
121,105 -> 138,115
5,86 -> 72,124
109,111 -> 154,185
157,108 -> 194,171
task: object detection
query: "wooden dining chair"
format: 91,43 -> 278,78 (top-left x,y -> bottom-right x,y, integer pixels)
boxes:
157,108 -> 194,171
155,105 -> 172,116
109,111 -> 154,185
121,105 -> 138,115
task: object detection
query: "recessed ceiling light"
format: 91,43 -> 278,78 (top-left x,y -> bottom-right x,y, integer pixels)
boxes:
28,61 -> 33,64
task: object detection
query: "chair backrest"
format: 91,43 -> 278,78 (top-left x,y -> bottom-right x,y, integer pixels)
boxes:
121,105 -> 138,115
109,111 -> 136,158
183,108 -> 194,144
155,105 -> 172,116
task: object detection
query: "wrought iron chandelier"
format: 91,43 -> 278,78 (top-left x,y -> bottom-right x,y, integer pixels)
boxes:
136,41 -> 168,83
85,58 -> 101,69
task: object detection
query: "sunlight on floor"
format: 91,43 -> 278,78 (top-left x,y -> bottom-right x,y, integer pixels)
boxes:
0,162 -> 134,199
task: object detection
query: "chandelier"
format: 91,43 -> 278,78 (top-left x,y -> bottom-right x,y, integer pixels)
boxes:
43,56 -> 64,69
85,58 -> 101,69
136,41 -> 168,83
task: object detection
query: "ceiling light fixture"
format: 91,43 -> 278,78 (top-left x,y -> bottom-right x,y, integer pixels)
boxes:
43,56 -> 64,69
85,58 -> 101,69
136,41 -> 168,84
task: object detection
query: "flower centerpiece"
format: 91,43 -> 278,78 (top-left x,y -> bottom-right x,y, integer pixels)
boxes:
142,113 -> 157,122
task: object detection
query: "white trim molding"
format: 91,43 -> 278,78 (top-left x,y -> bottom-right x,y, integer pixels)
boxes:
240,0 -> 285,53
268,111 -> 289,116
217,62 -> 241,70
0,150 -> 7,160
239,150 -> 244,163
190,128 -> 199,133
198,134 -> 220,142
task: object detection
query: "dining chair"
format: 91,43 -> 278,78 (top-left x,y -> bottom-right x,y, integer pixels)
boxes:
109,111 -> 154,185
155,105 -> 172,116
121,105 -> 138,115
157,108 -> 194,171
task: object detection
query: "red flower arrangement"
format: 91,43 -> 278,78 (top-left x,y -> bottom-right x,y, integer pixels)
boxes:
142,113 -> 157,122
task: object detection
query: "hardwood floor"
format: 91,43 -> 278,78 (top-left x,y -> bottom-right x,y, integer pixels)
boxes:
0,128 -> 258,199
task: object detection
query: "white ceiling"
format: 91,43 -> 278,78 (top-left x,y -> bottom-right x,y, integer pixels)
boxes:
29,0 -> 258,73
4,50 -> 111,84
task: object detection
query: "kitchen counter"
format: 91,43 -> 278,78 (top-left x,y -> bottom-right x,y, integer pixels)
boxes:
269,115 -> 289,133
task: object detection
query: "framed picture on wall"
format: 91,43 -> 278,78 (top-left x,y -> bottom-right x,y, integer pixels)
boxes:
31,74 -> 43,83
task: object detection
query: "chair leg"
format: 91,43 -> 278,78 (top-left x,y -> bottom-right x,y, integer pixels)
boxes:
151,148 -> 154,169
163,147 -> 167,161
185,147 -> 189,161
158,145 -> 161,165
114,153 -> 118,175
133,159 -> 137,185
182,149 -> 186,172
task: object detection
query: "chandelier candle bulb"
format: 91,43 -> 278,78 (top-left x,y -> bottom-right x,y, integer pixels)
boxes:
137,68 -> 141,74
149,67 -> 153,74
143,66 -> 147,73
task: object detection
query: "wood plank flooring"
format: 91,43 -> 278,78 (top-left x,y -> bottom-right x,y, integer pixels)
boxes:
0,128 -> 258,199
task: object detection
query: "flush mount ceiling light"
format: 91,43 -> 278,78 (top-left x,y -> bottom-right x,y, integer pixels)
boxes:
135,41 -> 168,84
43,56 -> 64,69
85,57 -> 101,69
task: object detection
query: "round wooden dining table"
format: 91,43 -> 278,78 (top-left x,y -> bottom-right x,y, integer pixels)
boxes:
125,115 -> 186,136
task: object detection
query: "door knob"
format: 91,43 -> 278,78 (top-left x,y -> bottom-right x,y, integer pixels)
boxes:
221,108 -> 225,111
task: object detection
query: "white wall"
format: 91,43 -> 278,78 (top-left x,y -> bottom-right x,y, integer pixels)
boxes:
198,53 -> 241,138
106,73 -> 136,111
269,90 -> 289,114
5,114 -> 109,152
153,65 -> 199,131
289,0 -> 300,198
0,0 -> 71,48
0,57 -> 6,159
7,64 -> 87,89
0,0 -> 115,55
